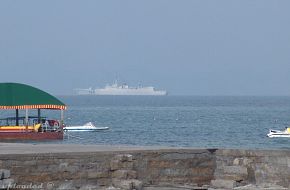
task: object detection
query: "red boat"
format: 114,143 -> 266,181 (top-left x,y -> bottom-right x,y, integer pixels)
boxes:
0,117 -> 64,140
0,83 -> 66,140
0,131 -> 63,140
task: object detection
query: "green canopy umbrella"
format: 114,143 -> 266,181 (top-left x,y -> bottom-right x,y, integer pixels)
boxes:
0,83 -> 66,125
0,83 -> 66,110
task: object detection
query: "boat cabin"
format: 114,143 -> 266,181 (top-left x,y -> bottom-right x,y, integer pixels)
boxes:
0,116 -> 61,132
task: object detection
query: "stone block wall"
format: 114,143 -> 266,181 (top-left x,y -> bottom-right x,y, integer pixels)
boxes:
0,149 -> 216,189
0,149 -> 289,189
133,149 -> 216,186
212,149 -> 290,189
0,169 -> 14,189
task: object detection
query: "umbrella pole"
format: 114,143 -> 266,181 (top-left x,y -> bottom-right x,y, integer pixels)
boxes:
38,109 -> 41,124
25,109 -> 28,126
16,109 -> 19,126
60,110 -> 64,126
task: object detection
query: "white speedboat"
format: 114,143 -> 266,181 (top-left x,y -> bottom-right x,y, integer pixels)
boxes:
267,127 -> 290,138
64,122 -> 109,132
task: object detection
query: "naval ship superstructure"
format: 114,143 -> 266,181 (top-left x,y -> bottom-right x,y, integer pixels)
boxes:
74,81 -> 167,96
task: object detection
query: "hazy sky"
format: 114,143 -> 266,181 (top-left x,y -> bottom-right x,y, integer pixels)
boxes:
0,1 -> 289,95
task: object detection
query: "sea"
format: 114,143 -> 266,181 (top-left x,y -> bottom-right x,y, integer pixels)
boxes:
2,96 -> 290,149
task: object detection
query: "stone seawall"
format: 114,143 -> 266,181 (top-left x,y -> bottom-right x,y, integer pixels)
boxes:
0,146 -> 289,189
214,149 -> 290,189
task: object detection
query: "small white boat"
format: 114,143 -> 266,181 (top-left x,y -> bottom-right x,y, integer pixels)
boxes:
267,127 -> 290,138
64,122 -> 109,132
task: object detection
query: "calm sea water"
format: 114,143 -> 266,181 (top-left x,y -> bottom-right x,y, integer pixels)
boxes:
2,96 -> 290,149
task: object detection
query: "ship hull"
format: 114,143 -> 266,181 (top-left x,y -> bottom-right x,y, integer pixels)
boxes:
64,127 -> 109,131
64,122 -> 109,131
0,131 -> 63,140
94,89 -> 167,96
